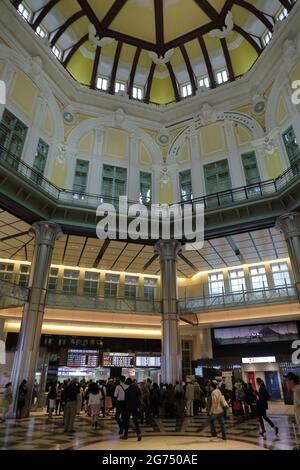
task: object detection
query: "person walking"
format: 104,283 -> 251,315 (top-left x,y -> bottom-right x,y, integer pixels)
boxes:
121,378 -> 142,442
114,376 -> 128,435
0,382 -> 13,422
88,382 -> 101,428
55,383 -> 63,416
47,382 -> 57,419
245,382 -> 256,418
185,380 -> 194,417
208,381 -> 227,441
16,380 -> 27,419
255,377 -> 279,437
63,379 -> 80,433
193,381 -> 201,416
150,382 -> 160,419
174,381 -> 185,418
284,372 -> 300,434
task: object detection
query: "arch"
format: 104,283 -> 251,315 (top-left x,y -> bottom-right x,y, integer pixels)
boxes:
0,44 -> 64,144
67,114 -> 163,165
168,109 -> 264,162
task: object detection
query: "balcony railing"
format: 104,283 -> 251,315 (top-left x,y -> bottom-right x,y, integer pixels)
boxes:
45,291 -> 162,314
178,285 -> 298,314
1,144 -> 300,211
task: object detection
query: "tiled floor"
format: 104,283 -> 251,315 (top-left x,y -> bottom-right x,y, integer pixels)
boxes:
0,407 -> 298,451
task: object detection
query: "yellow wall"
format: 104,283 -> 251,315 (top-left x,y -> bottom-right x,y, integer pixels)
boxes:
234,124 -> 252,148
103,128 -> 129,160
77,130 -> 95,154
265,150 -> 284,179
138,141 -> 152,166
67,49 -> 93,86
230,39 -> 258,77
176,139 -> 191,164
276,94 -> 289,126
8,70 -> 38,122
150,76 -> 174,104
41,105 -> 54,138
198,123 -> 228,158
49,157 -> 68,188
159,180 -> 174,204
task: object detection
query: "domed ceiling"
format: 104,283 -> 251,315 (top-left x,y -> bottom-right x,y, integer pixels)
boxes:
12,0 -> 295,104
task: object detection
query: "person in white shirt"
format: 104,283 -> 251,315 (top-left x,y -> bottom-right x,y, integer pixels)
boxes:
284,372 -> 300,434
209,381 -> 227,441
88,382 -> 101,428
185,380 -> 195,417
114,376 -> 129,435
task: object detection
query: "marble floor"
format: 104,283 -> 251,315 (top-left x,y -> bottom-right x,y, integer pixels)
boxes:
0,406 -> 298,451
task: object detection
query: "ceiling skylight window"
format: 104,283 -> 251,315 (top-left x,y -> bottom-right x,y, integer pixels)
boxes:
115,82 -> 126,93
36,25 -> 47,39
18,2 -> 31,21
96,77 -> 108,91
132,86 -> 143,100
51,45 -> 62,60
199,76 -> 210,89
216,70 -> 228,85
182,83 -> 192,98
277,7 -> 288,21
262,30 -> 272,46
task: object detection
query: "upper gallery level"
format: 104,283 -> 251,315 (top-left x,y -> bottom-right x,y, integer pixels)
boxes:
0,0 -> 300,236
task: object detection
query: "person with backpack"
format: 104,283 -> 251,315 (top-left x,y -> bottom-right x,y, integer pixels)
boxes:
114,376 -> 128,434
255,377 -> 279,437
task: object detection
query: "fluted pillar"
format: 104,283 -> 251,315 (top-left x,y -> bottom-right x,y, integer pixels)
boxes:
155,240 -> 182,384
276,212 -> 300,301
10,221 -> 63,417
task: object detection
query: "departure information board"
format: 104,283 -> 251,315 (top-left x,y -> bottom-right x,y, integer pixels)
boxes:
136,356 -> 161,367
67,349 -> 99,368
102,353 -> 135,368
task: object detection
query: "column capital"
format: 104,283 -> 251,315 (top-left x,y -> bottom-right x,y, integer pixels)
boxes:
29,222 -> 63,248
275,212 -> 300,239
154,240 -> 182,262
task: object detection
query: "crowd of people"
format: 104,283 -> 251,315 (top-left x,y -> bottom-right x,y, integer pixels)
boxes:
41,375 -> 285,441
1,373 -> 300,443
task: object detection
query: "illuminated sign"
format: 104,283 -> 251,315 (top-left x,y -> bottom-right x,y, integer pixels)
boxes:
242,356 -> 276,364
136,356 -> 161,367
102,353 -> 135,368
67,349 -> 99,368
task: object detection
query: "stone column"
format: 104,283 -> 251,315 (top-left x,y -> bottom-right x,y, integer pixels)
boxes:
276,212 -> 300,301
189,132 -> 205,199
10,221 -> 63,417
224,121 -> 244,188
155,240 -> 182,384
128,133 -> 140,203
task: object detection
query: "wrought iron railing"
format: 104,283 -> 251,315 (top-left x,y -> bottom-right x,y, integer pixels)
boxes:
1,143 -> 300,211
179,284 -> 298,314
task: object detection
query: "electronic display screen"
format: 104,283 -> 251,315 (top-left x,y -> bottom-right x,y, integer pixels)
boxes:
136,356 -> 161,367
102,353 -> 135,368
213,322 -> 299,346
67,349 -> 99,368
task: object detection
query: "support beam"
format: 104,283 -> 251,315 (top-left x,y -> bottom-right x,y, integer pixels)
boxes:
144,62 -> 156,104
234,0 -> 274,31
10,222 -> 63,418
32,0 -> 60,30
220,38 -> 235,81
233,25 -> 262,55
91,46 -> 101,89
109,41 -> 123,94
63,34 -> 89,67
166,62 -> 180,102
128,48 -> 142,99
180,44 -> 197,95
50,11 -> 85,47
198,36 -> 216,88
155,240 -> 182,384
154,0 -> 164,54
